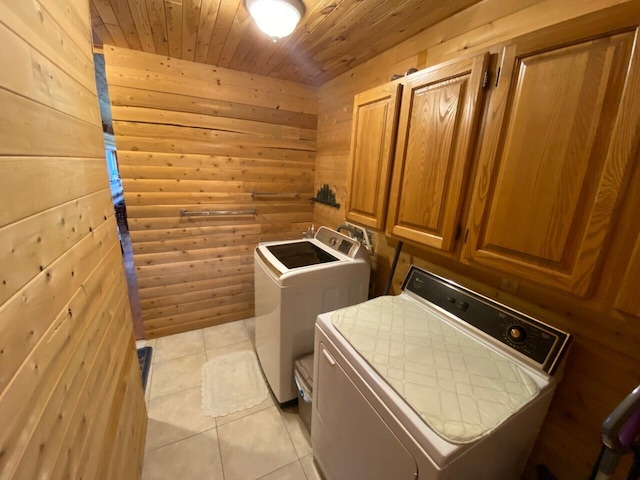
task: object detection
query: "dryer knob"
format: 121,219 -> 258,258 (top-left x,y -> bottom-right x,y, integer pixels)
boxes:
507,325 -> 527,343
329,237 -> 337,246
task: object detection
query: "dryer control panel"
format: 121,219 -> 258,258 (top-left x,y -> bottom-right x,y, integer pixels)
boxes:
402,266 -> 572,375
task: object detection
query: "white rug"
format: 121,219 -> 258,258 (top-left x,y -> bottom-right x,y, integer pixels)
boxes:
201,350 -> 269,417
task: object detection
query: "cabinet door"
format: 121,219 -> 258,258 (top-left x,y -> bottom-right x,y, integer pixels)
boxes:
345,83 -> 401,230
386,54 -> 489,251
462,29 -> 640,296
615,237 -> 640,316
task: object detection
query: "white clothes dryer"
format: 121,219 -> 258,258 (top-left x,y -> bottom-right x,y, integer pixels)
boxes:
254,226 -> 370,404
312,265 -> 571,480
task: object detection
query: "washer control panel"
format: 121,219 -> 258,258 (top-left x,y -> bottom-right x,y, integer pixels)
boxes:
402,266 -> 572,375
315,227 -> 360,258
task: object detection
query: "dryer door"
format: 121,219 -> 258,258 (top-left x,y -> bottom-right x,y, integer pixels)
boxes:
313,342 -> 418,480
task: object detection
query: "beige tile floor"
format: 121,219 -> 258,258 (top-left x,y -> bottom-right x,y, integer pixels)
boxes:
137,318 -> 323,480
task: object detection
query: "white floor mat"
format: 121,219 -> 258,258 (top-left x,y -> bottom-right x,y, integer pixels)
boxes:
201,350 -> 269,417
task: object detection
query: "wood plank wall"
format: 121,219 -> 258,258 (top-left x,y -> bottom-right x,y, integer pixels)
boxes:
0,1 -> 146,479
104,46 -> 318,338
313,0 -> 640,478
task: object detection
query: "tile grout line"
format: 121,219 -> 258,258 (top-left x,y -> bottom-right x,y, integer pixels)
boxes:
301,457 -> 312,480
152,320 -> 252,364
200,327 -> 206,357
240,319 -> 251,337
156,342 -> 260,366
148,350 -> 206,401
205,337 -> 253,353
277,404 -> 311,474
279,408 -> 298,457
300,457 -> 310,480
300,454 -> 317,480
148,382 -> 205,403
255,459 -> 304,480
215,398 -> 275,429
144,425 -> 218,454
216,406 -> 300,480
145,363 -> 154,405
216,422 -> 227,480
152,348 -> 205,366
278,401 -> 314,460
150,354 -> 266,406
204,339 -> 255,360
277,405 -> 315,479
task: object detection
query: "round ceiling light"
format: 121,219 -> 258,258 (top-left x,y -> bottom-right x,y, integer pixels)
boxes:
246,0 -> 304,41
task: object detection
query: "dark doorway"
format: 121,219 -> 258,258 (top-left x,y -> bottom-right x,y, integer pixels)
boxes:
94,53 -> 145,340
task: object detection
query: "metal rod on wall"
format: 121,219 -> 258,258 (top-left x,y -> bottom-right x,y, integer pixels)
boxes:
179,209 -> 257,217
250,192 -> 300,198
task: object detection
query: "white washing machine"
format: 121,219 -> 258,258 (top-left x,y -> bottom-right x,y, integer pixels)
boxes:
312,266 -> 571,480
254,226 -> 370,404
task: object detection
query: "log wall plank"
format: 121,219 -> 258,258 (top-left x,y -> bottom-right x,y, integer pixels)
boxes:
105,45 -> 317,337
0,2 -> 146,479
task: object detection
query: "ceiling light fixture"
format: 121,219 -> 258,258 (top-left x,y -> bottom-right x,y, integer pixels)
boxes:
246,0 -> 304,41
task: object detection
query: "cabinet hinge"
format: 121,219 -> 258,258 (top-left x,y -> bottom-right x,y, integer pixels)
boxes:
464,228 -> 469,244
495,67 -> 501,87
481,70 -> 490,90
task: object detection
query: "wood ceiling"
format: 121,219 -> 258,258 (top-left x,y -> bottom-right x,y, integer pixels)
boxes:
90,0 -> 482,86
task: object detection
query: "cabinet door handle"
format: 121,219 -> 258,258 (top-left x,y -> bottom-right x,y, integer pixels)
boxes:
322,348 -> 336,366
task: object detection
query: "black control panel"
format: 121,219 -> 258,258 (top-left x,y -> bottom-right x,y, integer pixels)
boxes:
401,266 -> 571,375
338,239 -> 352,255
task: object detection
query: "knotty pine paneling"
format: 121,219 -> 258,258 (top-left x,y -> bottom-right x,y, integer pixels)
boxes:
90,0 -> 483,86
0,1 -> 145,480
313,1 -> 640,479
104,46 -> 317,337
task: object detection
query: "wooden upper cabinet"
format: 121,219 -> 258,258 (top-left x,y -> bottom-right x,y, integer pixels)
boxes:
386,54 -> 489,252
462,29 -> 640,296
615,236 -> 640,316
345,83 -> 402,230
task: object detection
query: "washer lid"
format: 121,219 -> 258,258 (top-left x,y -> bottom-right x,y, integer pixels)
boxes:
266,241 -> 339,269
331,295 -> 540,444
